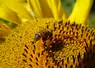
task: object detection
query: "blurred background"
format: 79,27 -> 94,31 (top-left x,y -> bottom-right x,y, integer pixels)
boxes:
61,0 -> 95,27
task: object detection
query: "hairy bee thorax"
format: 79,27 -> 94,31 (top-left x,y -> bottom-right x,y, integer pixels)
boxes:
0,18 -> 95,68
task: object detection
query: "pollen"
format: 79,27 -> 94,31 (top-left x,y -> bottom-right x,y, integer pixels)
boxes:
0,18 -> 95,68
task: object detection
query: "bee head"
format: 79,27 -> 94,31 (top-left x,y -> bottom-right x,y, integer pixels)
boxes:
34,33 -> 41,41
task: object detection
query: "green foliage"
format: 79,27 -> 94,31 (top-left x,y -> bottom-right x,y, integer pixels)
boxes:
88,14 -> 95,27
61,0 -> 75,16
0,18 -> 17,28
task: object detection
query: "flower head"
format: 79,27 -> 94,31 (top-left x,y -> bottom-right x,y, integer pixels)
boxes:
0,0 -> 95,68
0,19 -> 95,67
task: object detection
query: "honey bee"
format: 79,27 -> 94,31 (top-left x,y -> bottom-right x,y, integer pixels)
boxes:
34,29 -> 52,41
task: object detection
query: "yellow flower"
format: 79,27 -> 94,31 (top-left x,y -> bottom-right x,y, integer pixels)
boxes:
0,0 -> 94,68
0,0 -> 67,21
0,0 -> 67,38
0,19 -> 95,67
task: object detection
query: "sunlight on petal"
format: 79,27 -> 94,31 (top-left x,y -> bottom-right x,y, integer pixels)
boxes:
0,0 -> 33,20
38,0 -> 53,18
0,4 -> 21,24
28,0 -> 67,19
25,2 -> 35,18
46,0 -> 67,20
27,0 -> 43,18
68,0 -> 93,25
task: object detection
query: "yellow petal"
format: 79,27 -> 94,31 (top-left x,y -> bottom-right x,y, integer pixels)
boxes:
27,0 -> 43,18
0,0 -> 33,20
57,1 -> 67,20
28,0 -> 67,19
0,22 -> 12,38
0,4 -> 21,24
46,0 -> 67,20
38,0 -> 53,18
68,0 -> 93,25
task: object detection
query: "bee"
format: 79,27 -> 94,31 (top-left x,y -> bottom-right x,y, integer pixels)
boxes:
34,29 -> 52,41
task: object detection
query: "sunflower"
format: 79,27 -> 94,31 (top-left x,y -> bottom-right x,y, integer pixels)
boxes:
0,0 -> 94,68
0,0 -> 68,38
